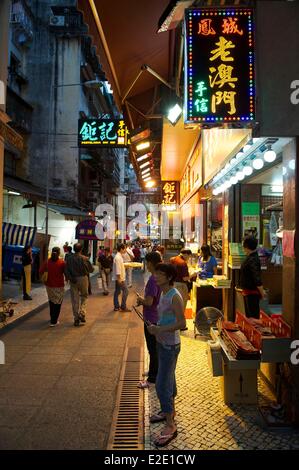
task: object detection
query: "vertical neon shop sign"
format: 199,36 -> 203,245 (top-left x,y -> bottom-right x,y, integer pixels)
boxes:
184,8 -> 255,124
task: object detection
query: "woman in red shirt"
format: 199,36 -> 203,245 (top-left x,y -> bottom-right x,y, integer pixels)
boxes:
40,247 -> 66,326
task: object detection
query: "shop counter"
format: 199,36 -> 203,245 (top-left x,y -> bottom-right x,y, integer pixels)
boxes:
210,327 -> 259,404
191,278 -> 231,317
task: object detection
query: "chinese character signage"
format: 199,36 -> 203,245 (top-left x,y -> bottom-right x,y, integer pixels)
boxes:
184,8 -> 255,124
78,119 -> 131,147
161,181 -> 180,209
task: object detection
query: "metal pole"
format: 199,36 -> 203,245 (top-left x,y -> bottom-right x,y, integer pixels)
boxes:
45,83 -> 54,258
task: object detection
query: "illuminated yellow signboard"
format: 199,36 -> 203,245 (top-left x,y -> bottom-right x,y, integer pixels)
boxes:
161,181 -> 180,210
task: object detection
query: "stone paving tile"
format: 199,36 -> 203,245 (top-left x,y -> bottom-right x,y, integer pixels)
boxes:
0,373 -> 59,389
0,405 -> 39,427
145,319 -> 299,450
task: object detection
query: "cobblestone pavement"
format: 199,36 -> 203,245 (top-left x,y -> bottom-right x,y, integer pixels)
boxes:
144,320 -> 299,450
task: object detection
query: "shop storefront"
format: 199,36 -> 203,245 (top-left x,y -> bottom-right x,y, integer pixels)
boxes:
204,135 -> 295,414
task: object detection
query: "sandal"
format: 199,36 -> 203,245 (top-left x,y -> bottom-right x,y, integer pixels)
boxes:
137,380 -> 149,389
154,429 -> 178,447
149,411 -> 166,423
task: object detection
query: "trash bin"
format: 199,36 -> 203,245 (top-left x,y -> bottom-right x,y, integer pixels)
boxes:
2,245 -> 40,279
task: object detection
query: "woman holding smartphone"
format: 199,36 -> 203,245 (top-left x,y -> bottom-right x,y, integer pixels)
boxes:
136,251 -> 162,388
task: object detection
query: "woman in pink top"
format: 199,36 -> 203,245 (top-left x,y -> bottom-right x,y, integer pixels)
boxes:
40,247 -> 66,326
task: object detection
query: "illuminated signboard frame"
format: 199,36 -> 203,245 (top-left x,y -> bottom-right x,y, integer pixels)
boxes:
184,8 -> 255,124
78,119 -> 130,147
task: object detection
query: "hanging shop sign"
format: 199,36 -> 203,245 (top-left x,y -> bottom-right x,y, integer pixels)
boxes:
161,181 -> 180,210
75,219 -> 99,240
78,119 -> 131,147
184,7 -> 255,124
242,202 -> 260,241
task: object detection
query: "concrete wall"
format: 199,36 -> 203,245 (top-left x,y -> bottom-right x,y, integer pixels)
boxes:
25,0 -> 80,202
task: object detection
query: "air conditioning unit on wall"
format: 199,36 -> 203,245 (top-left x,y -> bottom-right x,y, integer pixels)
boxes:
49,15 -> 65,26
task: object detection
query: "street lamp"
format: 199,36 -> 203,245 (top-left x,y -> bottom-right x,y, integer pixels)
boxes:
45,80 -> 101,255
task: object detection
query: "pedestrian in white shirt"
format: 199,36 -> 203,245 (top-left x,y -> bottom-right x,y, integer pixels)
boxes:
113,244 -> 131,312
122,242 -> 134,288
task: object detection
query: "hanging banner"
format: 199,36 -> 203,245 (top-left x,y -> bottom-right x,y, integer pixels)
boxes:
184,7 -> 255,125
78,119 -> 130,147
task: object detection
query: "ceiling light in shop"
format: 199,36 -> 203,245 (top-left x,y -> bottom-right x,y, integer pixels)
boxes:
137,153 -> 150,162
243,165 -> 253,176
230,175 -> 238,185
143,176 -> 151,182
236,152 -> 243,160
136,141 -> 150,152
264,149 -> 277,163
252,156 -> 264,170
145,180 -> 155,188
140,161 -> 151,169
282,166 -> 287,176
243,144 -> 252,152
236,170 -> 245,181
252,138 -> 260,144
289,159 -> 296,170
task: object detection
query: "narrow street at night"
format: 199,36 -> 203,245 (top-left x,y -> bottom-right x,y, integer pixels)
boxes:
1,0 -> 299,462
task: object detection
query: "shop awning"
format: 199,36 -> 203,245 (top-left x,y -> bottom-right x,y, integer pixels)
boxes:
160,117 -> 200,181
77,0 -> 172,120
4,176 -> 46,200
2,222 -> 36,247
47,204 -> 89,218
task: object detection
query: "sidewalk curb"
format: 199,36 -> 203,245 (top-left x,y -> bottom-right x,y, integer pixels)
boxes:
0,299 -> 50,336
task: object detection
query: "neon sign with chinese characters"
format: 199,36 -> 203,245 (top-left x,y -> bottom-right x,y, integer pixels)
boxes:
78,119 -> 131,147
184,8 -> 255,124
161,181 -> 180,211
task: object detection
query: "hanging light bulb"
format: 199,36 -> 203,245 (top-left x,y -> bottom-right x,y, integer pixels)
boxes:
212,188 -> 219,196
243,165 -> 253,177
236,170 -> 245,181
243,144 -> 252,153
230,174 -> 238,185
264,148 -> 277,163
236,152 -> 243,160
252,156 -> 264,170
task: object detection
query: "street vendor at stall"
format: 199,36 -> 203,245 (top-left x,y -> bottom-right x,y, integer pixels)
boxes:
198,245 -> 218,279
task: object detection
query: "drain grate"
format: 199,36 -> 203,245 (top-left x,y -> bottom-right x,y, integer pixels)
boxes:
107,351 -> 144,450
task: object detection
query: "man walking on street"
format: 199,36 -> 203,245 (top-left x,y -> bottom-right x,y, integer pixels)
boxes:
98,247 -> 113,295
113,244 -> 131,312
65,243 -> 94,326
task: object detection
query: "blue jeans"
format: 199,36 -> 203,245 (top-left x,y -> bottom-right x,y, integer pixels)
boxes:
114,281 -> 128,309
155,342 -> 180,414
